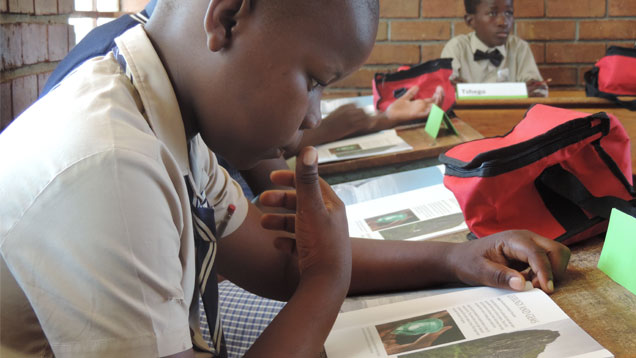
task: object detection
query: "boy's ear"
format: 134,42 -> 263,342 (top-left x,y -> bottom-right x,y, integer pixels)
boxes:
464,14 -> 475,28
204,0 -> 249,52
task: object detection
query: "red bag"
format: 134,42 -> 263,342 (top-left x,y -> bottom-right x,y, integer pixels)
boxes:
372,58 -> 456,113
585,46 -> 636,110
440,104 -> 635,245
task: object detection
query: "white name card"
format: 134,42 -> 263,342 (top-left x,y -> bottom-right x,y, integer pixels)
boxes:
457,82 -> 528,99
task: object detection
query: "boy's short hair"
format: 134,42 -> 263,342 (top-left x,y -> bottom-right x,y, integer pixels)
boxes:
464,0 -> 481,14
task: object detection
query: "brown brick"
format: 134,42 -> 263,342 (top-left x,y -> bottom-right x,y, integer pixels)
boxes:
420,0 -> 464,18
1,0 -> 7,12
391,21 -> 451,41
331,68 -> 380,89
579,20 -> 636,40
421,43 -> 446,61
380,0 -> 419,18
538,66 -> 578,86
12,75 -> 38,118
454,21 -> 472,36
121,0 -> 147,12
34,0 -> 56,14
22,23 -> 47,65
1,81 -> 12,131
1,24 -> 23,71
8,0 -> 34,13
609,0 -> 636,16
529,43 -> 545,64
376,21 -> 388,41
367,44 -> 420,65
516,20 -> 575,41
48,24 -> 68,61
57,0 -> 73,13
546,0 -> 606,17
514,0 -> 545,18
546,43 -> 606,64
37,72 -> 51,97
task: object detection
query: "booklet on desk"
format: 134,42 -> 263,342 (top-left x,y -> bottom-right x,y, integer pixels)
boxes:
316,129 -> 413,164
325,287 -> 613,358
332,165 -> 467,241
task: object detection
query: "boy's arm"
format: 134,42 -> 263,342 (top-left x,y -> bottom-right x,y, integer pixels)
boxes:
441,39 -> 463,83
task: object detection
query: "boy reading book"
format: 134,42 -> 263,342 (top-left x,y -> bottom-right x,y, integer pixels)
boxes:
441,0 -> 548,97
0,1 -> 569,357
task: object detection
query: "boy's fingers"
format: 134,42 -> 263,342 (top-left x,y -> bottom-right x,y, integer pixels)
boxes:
434,85 -> 444,105
269,170 -> 295,188
259,190 -> 297,210
295,147 -> 325,213
402,85 -> 420,100
261,213 -> 296,233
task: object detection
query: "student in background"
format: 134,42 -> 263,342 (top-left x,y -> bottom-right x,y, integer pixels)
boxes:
441,0 -> 548,97
1,0 -> 569,357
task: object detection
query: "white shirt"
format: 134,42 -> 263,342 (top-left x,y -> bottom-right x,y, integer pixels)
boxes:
0,25 -> 247,358
442,31 -> 544,84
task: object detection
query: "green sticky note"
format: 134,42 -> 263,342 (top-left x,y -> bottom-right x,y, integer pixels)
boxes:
424,104 -> 445,139
597,208 -> 636,295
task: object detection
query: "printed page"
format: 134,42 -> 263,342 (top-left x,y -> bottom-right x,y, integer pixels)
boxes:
325,287 -> 612,358
345,182 -> 467,241
316,129 -> 413,164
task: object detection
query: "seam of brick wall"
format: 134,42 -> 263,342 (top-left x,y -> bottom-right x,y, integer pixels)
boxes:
1,62 -> 58,82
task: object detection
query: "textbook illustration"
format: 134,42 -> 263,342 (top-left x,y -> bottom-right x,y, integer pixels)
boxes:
325,287 -> 612,358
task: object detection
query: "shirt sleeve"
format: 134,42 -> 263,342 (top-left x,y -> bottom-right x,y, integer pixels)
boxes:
514,39 -> 544,83
441,38 -> 462,81
1,148 -> 193,358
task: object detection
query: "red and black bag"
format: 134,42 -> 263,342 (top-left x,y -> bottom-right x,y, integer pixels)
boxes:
439,104 -> 636,245
372,58 -> 456,113
584,45 -> 636,111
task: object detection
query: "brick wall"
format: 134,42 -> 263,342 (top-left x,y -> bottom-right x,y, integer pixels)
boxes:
327,0 -> 636,97
1,0 -> 75,132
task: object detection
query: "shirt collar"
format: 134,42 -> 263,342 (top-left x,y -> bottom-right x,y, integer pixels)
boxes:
469,31 -> 507,60
114,25 -> 190,176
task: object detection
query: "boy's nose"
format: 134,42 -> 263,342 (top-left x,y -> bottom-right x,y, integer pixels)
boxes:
496,13 -> 510,27
301,93 -> 322,130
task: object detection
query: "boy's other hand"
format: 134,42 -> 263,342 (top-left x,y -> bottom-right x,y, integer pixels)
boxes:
384,85 -> 444,124
526,79 -> 549,97
447,230 -> 570,294
259,147 -> 352,283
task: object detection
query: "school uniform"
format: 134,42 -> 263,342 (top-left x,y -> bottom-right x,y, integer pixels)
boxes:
442,31 -> 545,93
0,25 -> 248,358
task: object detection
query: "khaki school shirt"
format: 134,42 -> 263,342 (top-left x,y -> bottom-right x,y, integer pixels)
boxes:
441,31 -> 544,85
0,25 -> 248,358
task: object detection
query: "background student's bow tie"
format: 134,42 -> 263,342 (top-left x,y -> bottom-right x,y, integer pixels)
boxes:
474,49 -> 504,67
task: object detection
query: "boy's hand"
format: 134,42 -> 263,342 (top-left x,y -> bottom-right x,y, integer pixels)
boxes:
526,79 -> 549,97
447,230 -> 570,293
384,85 -> 444,124
259,147 -> 352,283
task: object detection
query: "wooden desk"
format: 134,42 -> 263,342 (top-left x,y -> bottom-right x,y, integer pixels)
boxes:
318,118 -> 483,180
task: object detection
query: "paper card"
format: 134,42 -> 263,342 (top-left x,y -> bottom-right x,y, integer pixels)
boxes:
424,104 -> 445,139
597,208 -> 636,295
457,82 -> 528,99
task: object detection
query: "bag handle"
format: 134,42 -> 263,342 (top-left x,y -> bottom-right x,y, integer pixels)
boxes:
585,68 -> 636,111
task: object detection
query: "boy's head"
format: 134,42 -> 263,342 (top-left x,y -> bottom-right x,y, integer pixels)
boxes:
464,0 -> 514,48
147,0 -> 379,169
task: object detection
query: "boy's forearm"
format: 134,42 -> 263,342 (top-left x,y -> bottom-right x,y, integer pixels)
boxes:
245,270 -> 349,357
348,238 -> 457,295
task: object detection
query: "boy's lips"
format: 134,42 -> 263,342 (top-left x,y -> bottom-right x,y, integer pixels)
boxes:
496,32 -> 509,38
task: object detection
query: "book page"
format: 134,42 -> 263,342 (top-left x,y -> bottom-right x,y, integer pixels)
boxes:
316,129 -> 412,164
325,288 -> 612,358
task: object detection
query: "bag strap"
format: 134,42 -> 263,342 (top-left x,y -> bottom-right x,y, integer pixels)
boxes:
536,164 -> 636,222
585,67 -> 636,111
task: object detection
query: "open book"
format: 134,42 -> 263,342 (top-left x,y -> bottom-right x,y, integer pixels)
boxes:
325,287 -> 612,358
332,166 -> 467,241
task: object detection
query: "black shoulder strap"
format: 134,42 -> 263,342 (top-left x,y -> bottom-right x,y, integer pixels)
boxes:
585,67 -> 636,111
